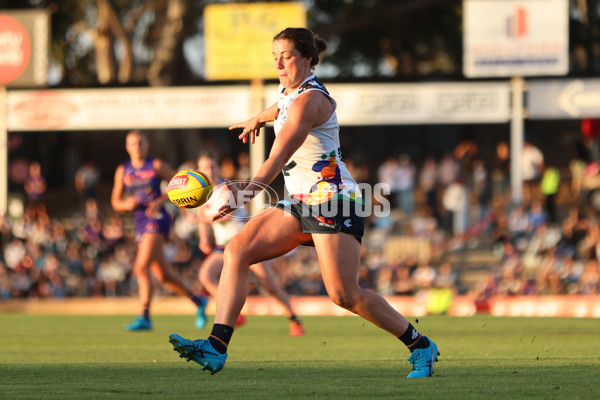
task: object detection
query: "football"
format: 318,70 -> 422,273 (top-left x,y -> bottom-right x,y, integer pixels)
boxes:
167,169 -> 213,208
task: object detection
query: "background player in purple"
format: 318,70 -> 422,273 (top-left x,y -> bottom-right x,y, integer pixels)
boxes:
111,130 -> 207,331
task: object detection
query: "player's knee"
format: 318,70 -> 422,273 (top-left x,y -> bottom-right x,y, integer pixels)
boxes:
133,263 -> 149,275
328,289 -> 359,311
223,237 -> 250,266
153,270 -> 166,282
199,268 -> 213,286
262,284 -> 276,296
198,270 -> 207,285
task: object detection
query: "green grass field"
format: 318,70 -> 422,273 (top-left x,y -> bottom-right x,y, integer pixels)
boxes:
0,314 -> 599,399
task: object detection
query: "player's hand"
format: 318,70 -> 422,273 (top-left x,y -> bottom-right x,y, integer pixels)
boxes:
212,205 -> 235,222
123,196 -> 138,211
145,199 -> 163,218
211,181 -> 242,222
229,117 -> 266,144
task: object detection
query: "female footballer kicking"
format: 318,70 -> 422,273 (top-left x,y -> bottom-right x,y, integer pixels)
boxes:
169,28 -> 439,378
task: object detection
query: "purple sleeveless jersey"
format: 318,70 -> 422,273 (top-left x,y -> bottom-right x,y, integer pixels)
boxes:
122,158 -> 170,241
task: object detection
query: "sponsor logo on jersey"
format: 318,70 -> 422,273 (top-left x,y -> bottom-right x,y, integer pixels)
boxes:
135,169 -> 156,180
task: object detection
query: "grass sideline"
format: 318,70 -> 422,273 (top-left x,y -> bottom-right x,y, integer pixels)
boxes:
0,314 -> 599,399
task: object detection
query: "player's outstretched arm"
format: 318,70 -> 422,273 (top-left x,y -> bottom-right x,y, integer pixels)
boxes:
214,94 -> 319,222
229,102 -> 278,144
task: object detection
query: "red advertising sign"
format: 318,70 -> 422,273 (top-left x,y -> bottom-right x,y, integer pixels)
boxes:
0,14 -> 31,85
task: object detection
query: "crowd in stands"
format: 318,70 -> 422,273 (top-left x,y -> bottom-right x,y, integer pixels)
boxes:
2,138 -> 600,304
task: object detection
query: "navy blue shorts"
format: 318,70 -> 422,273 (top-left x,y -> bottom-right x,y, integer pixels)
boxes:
274,198 -> 365,245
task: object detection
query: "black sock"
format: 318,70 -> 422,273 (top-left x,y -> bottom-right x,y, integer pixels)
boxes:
398,323 -> 429,352
142,308 -> 150,320
208,324 -> 234,354
191,295 -> 205,307
289,315 -> 300,323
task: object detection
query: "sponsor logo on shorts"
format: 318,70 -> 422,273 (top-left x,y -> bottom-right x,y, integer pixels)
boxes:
344,218 -> 352,228
314,215 -> 336,228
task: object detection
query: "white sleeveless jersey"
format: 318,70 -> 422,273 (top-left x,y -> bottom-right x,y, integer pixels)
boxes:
274,74 -> 361,205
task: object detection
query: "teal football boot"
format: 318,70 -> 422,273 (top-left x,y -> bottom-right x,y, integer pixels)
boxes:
125,316 -> 152,331
407,337 -> 439,378
169,334 -> 227,375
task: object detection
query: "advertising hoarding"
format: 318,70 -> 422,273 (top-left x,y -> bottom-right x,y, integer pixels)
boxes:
463,0 -> 568,78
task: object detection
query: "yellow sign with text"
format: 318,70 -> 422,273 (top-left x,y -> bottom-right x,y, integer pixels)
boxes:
205,2 -> 306,80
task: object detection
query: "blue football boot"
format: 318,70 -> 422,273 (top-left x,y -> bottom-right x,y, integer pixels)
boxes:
169,334 -> 227,375
125,316 -> 152,331
407,337 -> 439,378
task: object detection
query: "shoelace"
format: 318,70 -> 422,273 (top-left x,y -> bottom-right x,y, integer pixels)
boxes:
190,341 -> 202,352
188,340 -> 221,357
408,349 -> 430,370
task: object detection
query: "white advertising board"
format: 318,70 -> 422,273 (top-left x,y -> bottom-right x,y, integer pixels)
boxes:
266,82 -> 511,125
7,86 -> 251,131
529,79 -> 600,119
8,82 -> 510,132
463,0 -> 569,78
